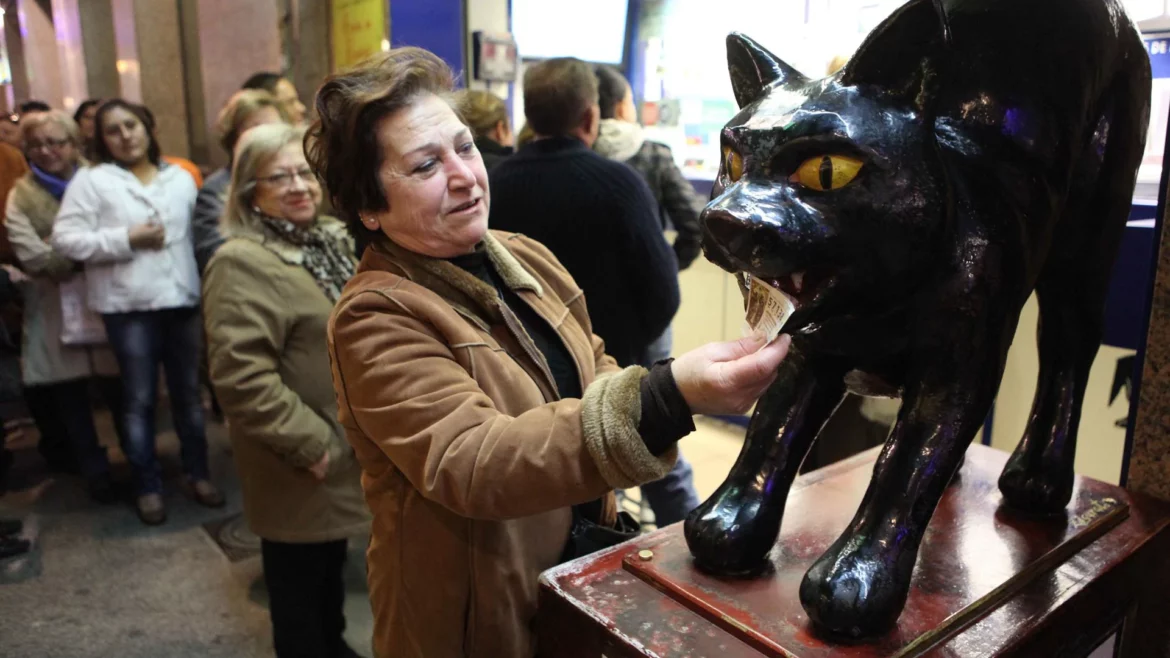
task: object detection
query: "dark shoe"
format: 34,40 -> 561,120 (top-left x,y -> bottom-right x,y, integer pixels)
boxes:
0,450 -> 11,495
136,493 -> 167,525
189,479 -> 225,508
88,475 -> 121,505
0,518 -> 21,536
41,452 -> 81,475
0,535 -> 30,559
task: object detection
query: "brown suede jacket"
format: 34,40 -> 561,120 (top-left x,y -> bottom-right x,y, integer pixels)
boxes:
328,230 -> 677,658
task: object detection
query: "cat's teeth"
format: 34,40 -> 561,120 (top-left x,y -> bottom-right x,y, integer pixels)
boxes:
791,271 -> 805,293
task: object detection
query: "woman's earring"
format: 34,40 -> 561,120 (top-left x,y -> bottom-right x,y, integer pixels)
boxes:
361,214 -> 378,229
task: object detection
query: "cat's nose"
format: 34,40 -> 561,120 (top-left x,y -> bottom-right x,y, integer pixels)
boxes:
702,208 -> 758,271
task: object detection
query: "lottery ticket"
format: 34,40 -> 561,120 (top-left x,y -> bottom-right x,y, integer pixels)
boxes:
742,273 -> 796,347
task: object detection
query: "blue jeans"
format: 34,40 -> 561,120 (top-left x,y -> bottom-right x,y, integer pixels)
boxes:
641,454 -> 701,526
644,326 -> 673,365
102,307 -> 209,495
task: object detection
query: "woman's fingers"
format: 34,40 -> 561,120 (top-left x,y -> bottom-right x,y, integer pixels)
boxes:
700,333 -> 770,363
672,335 -> 792,416
718,334 -> 791,388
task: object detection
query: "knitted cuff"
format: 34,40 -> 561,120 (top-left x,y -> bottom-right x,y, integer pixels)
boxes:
288,434 -> 331,470
581,366 -> 678,489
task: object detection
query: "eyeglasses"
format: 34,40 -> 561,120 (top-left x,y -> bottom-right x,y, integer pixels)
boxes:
26,138 -> 70,152
256,167 -> 316,189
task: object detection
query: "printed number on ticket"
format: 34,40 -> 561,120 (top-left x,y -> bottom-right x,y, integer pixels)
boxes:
741,273 -> 795,346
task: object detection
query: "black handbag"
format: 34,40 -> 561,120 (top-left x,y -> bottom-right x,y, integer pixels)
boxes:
559,503 -> 641,563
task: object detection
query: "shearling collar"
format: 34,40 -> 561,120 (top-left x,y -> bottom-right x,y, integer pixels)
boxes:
370,231 -> 544,322
10,173 -> 60,238
593,119 -> 645,163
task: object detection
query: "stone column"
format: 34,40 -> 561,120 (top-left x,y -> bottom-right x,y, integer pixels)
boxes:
188,0 -> 281,167
1129,216 -> 1170,502
16,0 -> 63,106
291,0 -> 331,117
78,0 -> 120,101
176,0 -> 210,165
109,0 -> 141,103
50,0 -> 89,111
3,4 -> 30,110
131,0 -> 190,157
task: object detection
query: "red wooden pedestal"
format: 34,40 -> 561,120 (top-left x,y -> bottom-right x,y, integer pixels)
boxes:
537,445 -> 1170,658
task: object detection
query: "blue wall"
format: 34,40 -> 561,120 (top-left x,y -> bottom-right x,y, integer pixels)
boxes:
389,0 -> 466,85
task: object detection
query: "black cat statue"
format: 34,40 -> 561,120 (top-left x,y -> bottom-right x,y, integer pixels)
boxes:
687,0 -> 1151,639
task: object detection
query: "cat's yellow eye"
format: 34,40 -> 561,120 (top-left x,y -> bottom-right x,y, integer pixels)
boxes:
724,147 -> 744,183
790,154 -> 863,191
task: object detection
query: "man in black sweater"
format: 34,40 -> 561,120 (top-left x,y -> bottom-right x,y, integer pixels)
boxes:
489,57 -> 698,526
490,58 -> 680,368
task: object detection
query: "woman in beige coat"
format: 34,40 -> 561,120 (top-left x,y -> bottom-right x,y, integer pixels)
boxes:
4,110 -> 123,501
310,48 -> 792,658
203,124 -> 369,658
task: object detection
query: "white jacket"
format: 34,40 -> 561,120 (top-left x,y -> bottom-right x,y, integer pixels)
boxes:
51,163 -> 201,314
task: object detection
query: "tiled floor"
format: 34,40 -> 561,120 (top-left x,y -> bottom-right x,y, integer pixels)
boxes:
0,410 -> 375,658
0,404 -> 749,658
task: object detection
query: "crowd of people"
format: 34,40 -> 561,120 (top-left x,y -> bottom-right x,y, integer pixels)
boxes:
0,51 -> 795,658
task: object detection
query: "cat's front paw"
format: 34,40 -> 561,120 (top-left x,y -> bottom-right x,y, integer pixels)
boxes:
799,535 -> 916,638
683,481 -> 784,576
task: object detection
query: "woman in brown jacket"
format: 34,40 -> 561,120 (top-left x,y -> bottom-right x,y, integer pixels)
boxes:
203,123 -> 369,658
308,48 -> 791,658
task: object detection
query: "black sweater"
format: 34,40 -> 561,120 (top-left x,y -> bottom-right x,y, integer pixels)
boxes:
489,137 -> 681,368
475,137 -> 514,172
450,246 -> 692,456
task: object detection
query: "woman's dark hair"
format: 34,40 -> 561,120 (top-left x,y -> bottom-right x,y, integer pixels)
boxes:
595,65 -> 629,120
305,47 -> 456,236
93,99 -> 162,166
73,99 -> 102,124
18,100 -> 51,115
242,72 -> 284,94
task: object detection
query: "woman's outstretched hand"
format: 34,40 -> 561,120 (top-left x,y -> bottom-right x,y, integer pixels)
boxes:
672,334 -> 792,416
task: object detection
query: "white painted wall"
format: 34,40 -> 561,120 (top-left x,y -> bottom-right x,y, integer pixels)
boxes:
991,296 -> 1133,485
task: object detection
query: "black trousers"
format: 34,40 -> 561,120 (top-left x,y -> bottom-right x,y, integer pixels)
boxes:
25,377 -> 124,480
261,538 -> 349,658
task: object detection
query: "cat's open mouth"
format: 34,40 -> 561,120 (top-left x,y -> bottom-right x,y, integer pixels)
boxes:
740,268 -> 836,334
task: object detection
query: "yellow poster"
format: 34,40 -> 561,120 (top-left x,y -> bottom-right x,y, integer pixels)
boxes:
332,0 -> 387,71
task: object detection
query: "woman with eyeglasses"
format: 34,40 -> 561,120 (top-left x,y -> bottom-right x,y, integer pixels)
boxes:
3,110 -> 126,501
203,123 -> 367,658
51,99 -> 223,525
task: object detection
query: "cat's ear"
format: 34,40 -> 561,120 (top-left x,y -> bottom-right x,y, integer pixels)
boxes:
726,33 -> 808,108
839,0 -> 949,108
